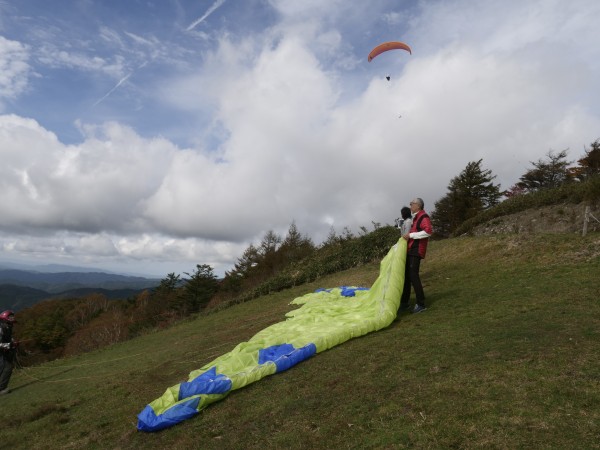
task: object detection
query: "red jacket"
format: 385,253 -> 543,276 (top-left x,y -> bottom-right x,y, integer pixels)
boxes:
407,210 -> 433,259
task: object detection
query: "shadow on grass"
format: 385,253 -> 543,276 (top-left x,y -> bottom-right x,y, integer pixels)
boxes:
397,287 -> 460,314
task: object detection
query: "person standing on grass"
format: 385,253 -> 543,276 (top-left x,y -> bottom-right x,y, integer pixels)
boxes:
396,206 -> 413,235
0,310 -> 18,395
399,198 -> 433,314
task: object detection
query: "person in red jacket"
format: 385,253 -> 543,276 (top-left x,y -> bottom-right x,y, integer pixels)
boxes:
399,198 -> 433,314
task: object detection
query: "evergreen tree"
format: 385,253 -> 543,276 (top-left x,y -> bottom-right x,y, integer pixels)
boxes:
279,221 -> 315,264
220,244 -> 260,295
156,273 -> 180,293
432,159 -> 502,237
257,230 -> 282,278
233,244 -> 260,277
181,264 -> 218,313
149,272 -> 181,320
259,229 -> 282,256
517,150 -> 572,191
322,226 -> 340,247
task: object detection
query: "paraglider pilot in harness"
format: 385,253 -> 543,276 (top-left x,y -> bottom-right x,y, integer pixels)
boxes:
0,310 -> 18,395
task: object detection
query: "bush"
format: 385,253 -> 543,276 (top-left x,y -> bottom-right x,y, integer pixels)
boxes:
217,226 -> 402,307
453,175 -> 600,236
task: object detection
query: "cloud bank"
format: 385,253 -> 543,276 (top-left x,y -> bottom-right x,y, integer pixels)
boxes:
0,0 -> 599,276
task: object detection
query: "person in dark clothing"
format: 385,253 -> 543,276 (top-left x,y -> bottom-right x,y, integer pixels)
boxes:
399,198 -> 433,314
0,310 -> 18,394
395,206 -> 413,235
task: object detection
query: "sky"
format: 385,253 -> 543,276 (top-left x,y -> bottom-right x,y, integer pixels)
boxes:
1,0 -> 599,278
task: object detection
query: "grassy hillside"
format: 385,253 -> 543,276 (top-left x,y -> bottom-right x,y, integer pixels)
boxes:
1,233 -> 598,449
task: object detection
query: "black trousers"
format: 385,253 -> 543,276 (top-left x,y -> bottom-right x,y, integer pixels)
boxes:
0,353 -> 14,390
400,255 -> 425,307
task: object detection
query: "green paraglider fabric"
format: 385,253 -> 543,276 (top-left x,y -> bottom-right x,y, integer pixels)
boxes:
137,238 -> 407,431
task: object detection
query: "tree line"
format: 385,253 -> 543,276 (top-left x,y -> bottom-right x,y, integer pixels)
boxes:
431,138 -> 600,237
12,138 -> 599,365
14,221 -> 383,365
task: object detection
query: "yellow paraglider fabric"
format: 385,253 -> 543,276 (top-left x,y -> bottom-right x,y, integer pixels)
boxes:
137,238 -> 407,431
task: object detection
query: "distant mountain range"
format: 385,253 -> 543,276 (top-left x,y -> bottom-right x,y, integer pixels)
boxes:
0,261 -> 152,276
0,268 -> 161,312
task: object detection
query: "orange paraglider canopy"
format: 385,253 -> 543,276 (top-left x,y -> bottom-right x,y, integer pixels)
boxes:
368,41 -> 412,62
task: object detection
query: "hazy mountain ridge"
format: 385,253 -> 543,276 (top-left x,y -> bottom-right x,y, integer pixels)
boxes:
0,269 -> 161,311
0,269 -> 159,290
0,261 -> 153,276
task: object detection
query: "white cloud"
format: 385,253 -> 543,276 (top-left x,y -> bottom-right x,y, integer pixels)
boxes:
124,31 -> 158,47
0,36 -> 31,105
71,234 -> 119,257
382,11 -> 407,26
268,0 -> 343,18
99,26 -> 125,48
1,0 -> 600,277
0,116 -> 175,233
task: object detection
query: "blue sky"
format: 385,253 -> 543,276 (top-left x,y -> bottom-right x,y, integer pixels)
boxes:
1,0 -> 599,277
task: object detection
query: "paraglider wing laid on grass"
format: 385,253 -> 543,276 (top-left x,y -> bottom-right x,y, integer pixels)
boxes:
137,238 -> 407,432
368,41 -> 412,62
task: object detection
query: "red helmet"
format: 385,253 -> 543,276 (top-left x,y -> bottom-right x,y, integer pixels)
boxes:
0,310 -> 16,323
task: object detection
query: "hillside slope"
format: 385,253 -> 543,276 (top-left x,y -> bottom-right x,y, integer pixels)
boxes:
1,233 -> 598,449
0,284 -> 50,312
472,202 -> 598,236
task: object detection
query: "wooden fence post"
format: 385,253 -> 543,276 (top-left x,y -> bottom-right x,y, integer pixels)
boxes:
582,206 -> 590,237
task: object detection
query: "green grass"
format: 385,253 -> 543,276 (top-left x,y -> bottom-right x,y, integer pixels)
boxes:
2,233 -> 599,449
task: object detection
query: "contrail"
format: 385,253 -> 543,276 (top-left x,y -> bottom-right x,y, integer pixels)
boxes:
186,0 -> 227,31
93,61 -> 148,107
93,73 -> 132,106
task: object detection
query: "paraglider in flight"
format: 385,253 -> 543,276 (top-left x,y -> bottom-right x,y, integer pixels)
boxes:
368,41 -> 412,62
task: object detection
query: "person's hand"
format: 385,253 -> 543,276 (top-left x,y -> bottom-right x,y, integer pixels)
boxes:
402,233 -> 410,240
